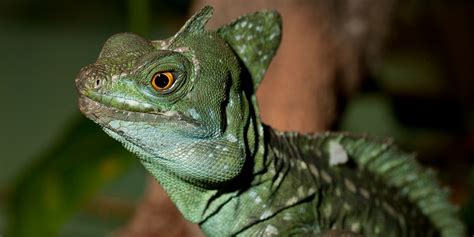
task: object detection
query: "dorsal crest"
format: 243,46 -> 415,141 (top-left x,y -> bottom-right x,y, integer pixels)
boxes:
217,10 -> 282,90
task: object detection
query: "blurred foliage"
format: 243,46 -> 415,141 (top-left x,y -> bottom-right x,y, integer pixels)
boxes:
341,0 -> 473,232
6,118 -> 135,236
463,170 -> 474,234
127,0 -> 151,37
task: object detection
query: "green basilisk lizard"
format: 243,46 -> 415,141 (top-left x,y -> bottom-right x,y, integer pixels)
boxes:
75,6 -> 465,236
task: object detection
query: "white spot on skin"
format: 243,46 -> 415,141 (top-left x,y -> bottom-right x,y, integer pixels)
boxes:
249,191 -> 258,198
256,26 -> 263,32
285,196 -> 298,206
208,153 -> 214,158
188,108 -> 200,119
110,74 -> 122,81
255,196 -> 262,204
329,141 -> 348,166
283,212 -> 292,221
238,45 -> 247,54
163,110 -> 180,117
235,35 -> 243,41
173,47 -> 190,53
273,173 -> 284,186
344,178 -> 357,193
324,204 -> 332,217
300,161 -> 308,170
260,146 -> 267,155
321,170 -> 332,183
152,39 -> 169,49
343,203 -> 351,210
269,32 -> 278,40
226,134 -> 238,143
297,186 -> 305,197
109,120 -> 121,129
209,110 -> 217,119
309,164 -> 319,178
264,225 -> 279,236
260,210 -> 272,220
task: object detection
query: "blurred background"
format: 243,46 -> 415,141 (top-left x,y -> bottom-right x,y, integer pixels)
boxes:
0,0 -> 472,236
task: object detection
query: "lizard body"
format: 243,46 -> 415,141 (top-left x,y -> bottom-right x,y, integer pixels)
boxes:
75,6 -> 465,236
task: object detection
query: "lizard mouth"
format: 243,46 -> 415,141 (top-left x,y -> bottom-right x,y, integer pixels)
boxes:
78,95 -> 199,127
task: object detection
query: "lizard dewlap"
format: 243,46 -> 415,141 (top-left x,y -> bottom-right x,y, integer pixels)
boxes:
75,5 -> 465,237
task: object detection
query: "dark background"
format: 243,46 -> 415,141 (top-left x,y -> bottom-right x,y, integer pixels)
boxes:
0,0 -> 473,236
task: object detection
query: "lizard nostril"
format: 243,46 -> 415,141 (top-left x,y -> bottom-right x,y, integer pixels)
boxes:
95,79 -> 101,88
75,63 -> 108,92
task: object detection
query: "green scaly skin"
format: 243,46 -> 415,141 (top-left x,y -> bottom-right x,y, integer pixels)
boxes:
75,6 -> 465,236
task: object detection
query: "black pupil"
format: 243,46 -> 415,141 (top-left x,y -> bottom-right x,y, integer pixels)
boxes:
154,74 -> 170,88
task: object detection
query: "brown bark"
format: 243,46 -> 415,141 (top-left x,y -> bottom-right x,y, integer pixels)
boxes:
117,177 -> 202,237
119,0 -> 395,236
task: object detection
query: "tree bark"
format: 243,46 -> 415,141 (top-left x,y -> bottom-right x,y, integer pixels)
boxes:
119,0 -> 395,236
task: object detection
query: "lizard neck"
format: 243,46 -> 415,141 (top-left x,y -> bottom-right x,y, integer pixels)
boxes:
198,128 -> 321,236
140,103 -> 266,224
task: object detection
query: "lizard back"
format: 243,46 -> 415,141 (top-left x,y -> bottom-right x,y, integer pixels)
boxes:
268,128 -> 464,236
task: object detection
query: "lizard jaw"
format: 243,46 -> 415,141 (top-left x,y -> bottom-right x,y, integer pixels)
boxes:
78,95 -> 199,127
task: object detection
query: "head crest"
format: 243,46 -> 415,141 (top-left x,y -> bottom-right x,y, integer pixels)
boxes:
168,6 -> 214,45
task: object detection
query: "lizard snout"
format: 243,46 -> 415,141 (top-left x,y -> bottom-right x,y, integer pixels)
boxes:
75,64 -> 108,94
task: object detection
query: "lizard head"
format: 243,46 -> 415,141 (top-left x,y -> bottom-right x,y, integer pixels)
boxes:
75,6 -> 281,188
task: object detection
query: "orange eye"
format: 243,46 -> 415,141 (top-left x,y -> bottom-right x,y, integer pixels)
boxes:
151,72 -> 175,91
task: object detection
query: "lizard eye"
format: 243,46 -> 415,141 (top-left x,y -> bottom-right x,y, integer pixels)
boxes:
151,72 -> 175,91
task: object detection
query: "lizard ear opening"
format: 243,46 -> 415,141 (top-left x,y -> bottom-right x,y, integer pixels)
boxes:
217,10 -> 282,91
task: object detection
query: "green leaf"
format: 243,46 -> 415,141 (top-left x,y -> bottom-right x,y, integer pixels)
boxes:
6,116 -> 135,237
